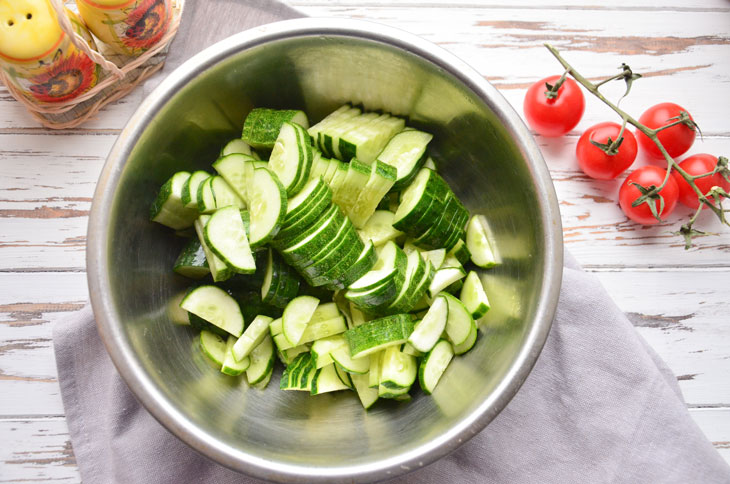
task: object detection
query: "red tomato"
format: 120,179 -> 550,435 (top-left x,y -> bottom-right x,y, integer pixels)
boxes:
636,102 -> 696,160
576,122 -> 638,180
671,154 -> 730,209
523,75 -> 585,137
619,166 -> 679,225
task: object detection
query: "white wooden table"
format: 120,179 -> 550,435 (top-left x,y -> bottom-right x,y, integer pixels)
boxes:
2,1 -> 729,481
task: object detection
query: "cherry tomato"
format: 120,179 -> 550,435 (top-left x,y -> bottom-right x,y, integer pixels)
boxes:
636,102 -> 696,160
523,75 -> 585,137
670,154 -> 730,209
576,122 -> 638,180
619,166 -> 679,225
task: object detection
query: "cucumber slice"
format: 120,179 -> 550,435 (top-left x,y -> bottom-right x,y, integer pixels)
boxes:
335,363 -> 354,389
196,176 -> 217,213
221,138 -> 253,157
379,345 -> 417,390
275,191 -> 334,244
441,293 -> 474,346
261,249 -> 300,309
301,222 -> 361,285
419,248 -> 446,271
466,214 -> 498,268
388,250 -> 426,313
310,363 -> 350,395
308,150 -> 330,181
407,294 -> 448,353
413,195 -> 465,250
378,383 -> 410,399
181,285 -> 244,337
204,206 -> 256,274
182,170 -> 211,209
232,314 -> 274,361
331,346 -> 370,374
392,168 -> 447,232
336,112 -> 382,161
344,314 -> 415,359
246,334 -> 275,385
189,313 -> 227,338
221,335 -> 250,375
212,153 -> 255,202
311,334 -> 347,369
376,128 -> 432,191
327,160 -> 350,201
357,210 -> 403,247
427,266 -> 466,299
345,276 -> 399,310
452,322 -> 478,355
284,177 -> 328,225
252,367 -> 274,389
278,344 -> 310,366
173,239 -> 209,279
418,339 -> 454,394
282,295 -> 319,346
321,158 -> 342,185
424,157 -> 437,170
199,330 -> 227,368
348,241 -> 405,291
260,248 -> 278,305
150,171 -> 198,230
269,122 -> 313,196
248,168 -> 287,247
282,205 -> 344,266
447,239 -> 472,265
351,373 -> 379,409
369,351 -> 382,387
242,108 -> 309,150
341,113 -> 405,163
330,239 -> 376,290
406,260 -> 434,310
349,161 -> 397,229
281,353 -> 313,390
210,176 -> 246,210
402,343 -> 424,357
299,315 -> 347,345
460,271 -> 491,320
332,158 -> 370,216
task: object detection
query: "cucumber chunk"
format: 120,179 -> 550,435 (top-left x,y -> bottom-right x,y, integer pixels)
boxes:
407,294 -> 448,353
379,345 -> 417,390
232,314 -> 274,361
441,293 -> 475,346
331,346 -> 370,374
344,314 -> 414,359
248,168 -> 287,247
311,363 -> 350,395
182,170 -> 211,209
150,171 -> 198,230
349,161 -> 397,229
333,158 -> 370,216
194,215 -> 233,282
212,153 -> 255,202
246,334 -> 275,385
269,122 -> 313,196
221,138 -> 253,157
466,214 -> 498,268
204,206 -> 256,274
418,339 -> 454,394
311,334 -> 347,369
452,322 -> 478,355
376,128 -> 432,191
221,335 -> 250,375
358,210 -> 403,248
173,239 -> 209,279
460,271 -> 491,320
282,295 -> 319,346
181,285 -> 244,337
351,373 -> 379,409
199,330 -> 227,368
242,108 -> 309,150
428,266 -> 466,299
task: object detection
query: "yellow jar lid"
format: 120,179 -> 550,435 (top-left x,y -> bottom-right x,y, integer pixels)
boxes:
0,0 -> 64,61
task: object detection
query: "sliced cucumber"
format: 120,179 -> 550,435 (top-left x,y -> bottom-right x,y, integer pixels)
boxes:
221,138 -> 253,157
407,294 -> 448,353
182,170 -> 211,209
369,351 -> 382,387
173,239 -> 209,279
376,128 -> 432,191
150,171 -> 198,230
204,206 -> 256,274
333,239 -> 377,290
284,177 -> 329,226
392,168 -> 448,232
248,168 -> 287,247
196,176 -> 217,213
340,113 -> 405,163
344,314 -> 414,359
447,239 -> 471,265
419,248 -> 446,271
351,373 -> 379,409
418,339 -> 454,394
252,367 -> 274,389
282,295 -> 319,346
335,363 -> 354,389
212,153 -> 255,202
332,158 -> 370,216
427,266 -> 466,299
348,241 -> 406,291
331,346 -> 370,374
199,330 -> 227,368
350,302 -> 367,327
402,343 -> 424,357
181,285 -> 244,337
466,214 -> 498,268
310,363 -> 350,395
242,108 -> 309,150
441,293 -> 474,346
424,157 -> 437,170
269,122 -> 313,196
221,335 -> 250,376
232,314 -> 273,361
327,160 -> 350,201
460,271 -> 491,320
388,250 -> 426,313
211,176 -> 246,210
281,353 -> 314,391
311,334 -> 347,369
278,344 -> 310,366
357,210 -> 403,248
281,205 -> 344,266
452,321 -> 477,355
349,161 -> 397,229
245,334 -> 275,385
308,150 -> 330,181
299,315 -> 347,345
379,345 -> 417,390
261,249 -> 300,309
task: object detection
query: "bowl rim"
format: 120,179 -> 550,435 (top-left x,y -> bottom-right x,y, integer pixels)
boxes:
87,17 -> 563,483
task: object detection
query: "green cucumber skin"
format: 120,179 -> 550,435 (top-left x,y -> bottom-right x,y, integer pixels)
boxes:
281,209 -> 346,267
344,314 -> 415,358
390,150 -> 429,193
173,239 -> 209,279
337,243 -> 378,289
308,232 -> 364,288
242,108 -> 308,150
418,339 -> 454,394
188,313 -> 228,338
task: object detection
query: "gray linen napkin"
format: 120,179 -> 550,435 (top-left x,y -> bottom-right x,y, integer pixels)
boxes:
53,1 -> 730,483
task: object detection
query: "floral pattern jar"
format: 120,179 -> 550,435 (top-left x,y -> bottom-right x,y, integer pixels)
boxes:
0,0 -> 100,103
77,0 -> 172,56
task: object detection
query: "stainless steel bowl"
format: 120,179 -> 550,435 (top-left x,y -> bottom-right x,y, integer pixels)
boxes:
87,18 -> 562,483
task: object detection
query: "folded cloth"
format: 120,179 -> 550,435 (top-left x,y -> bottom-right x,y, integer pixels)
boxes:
54,1 -> 730,483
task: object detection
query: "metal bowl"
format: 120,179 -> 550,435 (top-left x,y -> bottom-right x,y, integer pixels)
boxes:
87,18 -> 562,483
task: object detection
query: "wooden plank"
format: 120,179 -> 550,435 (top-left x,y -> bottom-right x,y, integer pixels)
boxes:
0,270 -> 727,417
0,407 -> 728,482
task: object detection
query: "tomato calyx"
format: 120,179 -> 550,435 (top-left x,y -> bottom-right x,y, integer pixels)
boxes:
543,69 -> 570,100
711,156 -> 730,182
630,182 -> 666,222
655,110 -> 701,137
589,134 -> 623,156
